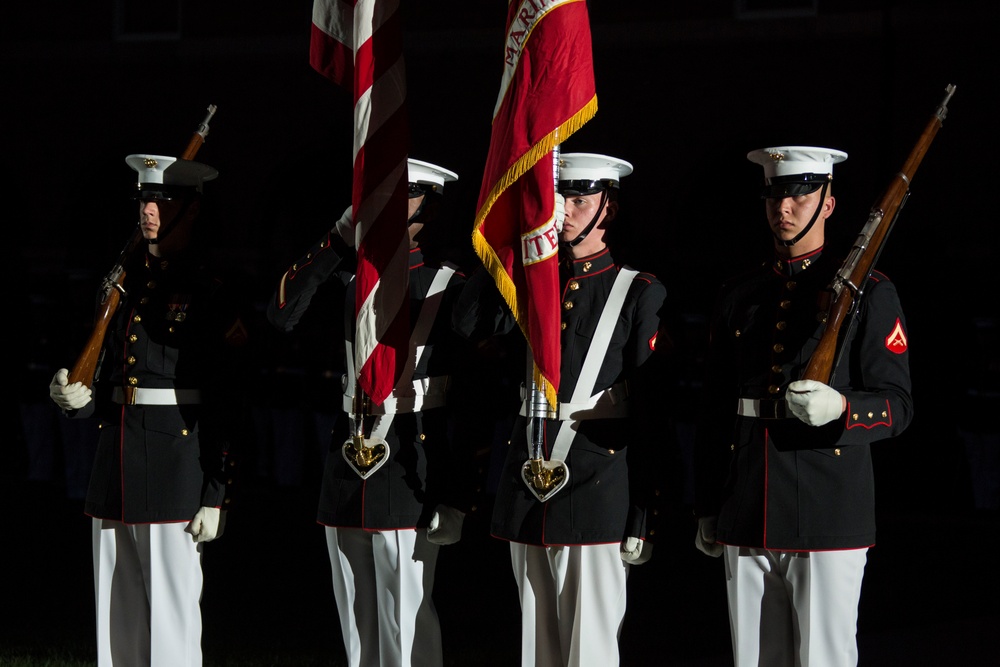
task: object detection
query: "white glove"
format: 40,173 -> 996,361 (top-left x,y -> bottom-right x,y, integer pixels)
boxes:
620,536 -> 652,565
553,193 -> 566,233
185,507 -> 224,543
785,379 -> 845,426
695,516 -> 723,557
426,505 -> 465,545
49,368 -> 93,411
333,205 -> 355,247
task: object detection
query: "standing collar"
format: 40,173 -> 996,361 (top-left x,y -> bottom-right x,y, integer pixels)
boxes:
772,247 -> 823,277
564,247 -> 614,277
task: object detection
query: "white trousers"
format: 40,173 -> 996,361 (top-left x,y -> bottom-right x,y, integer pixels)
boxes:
325,527 -> 442,667
510,542 -> 628,667
724,545 -> 869,667
93,519 -> 204,667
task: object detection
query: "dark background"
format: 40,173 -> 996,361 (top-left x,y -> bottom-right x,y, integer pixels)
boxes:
5,1 -> 999,665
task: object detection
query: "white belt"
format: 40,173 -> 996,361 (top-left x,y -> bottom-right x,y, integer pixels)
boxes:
342,375 -> 450,416
519,382 -> 630,421
112,387 -> 202,405
736,397 -> 790,419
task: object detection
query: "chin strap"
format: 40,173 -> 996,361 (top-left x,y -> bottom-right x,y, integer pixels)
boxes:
775,181 -> 829,247
562,189 -> 609,250
409,197 -> 426,223
149,197 -> 196,247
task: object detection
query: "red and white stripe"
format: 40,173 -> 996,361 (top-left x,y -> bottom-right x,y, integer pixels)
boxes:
311,0 -> 410,406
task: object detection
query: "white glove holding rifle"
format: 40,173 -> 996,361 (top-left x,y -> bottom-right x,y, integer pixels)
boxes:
49,368 -> 93,411
785,379 -> 845,426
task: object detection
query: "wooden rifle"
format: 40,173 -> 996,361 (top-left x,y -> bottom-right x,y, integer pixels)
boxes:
68,104 -> 218,387
802,84 -> 955,383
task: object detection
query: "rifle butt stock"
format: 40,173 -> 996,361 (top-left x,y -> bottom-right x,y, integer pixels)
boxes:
68,284 -> 122,387
802,290 -> 853,383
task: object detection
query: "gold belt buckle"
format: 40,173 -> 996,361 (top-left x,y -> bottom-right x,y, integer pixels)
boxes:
342,435 -> 389,479
521,457 -> 569,502
123,386 -> 137,405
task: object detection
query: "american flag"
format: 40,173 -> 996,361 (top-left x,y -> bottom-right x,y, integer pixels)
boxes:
472,0 -> 597,409
310,0 -> 411,406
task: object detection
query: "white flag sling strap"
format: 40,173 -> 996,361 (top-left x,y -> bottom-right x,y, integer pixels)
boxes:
522,267 -> 638,501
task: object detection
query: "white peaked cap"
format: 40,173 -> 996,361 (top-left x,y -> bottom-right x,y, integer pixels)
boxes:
126,154 -> 219,192
558,153 -> 634,184
747,146 -> 848,180
408,158 -> 458,192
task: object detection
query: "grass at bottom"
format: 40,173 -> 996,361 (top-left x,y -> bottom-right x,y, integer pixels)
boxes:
0,644 -> 343,667
0,643 -> 93,667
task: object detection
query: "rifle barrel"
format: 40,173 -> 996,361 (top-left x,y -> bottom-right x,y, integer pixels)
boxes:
801,84 -> 955,383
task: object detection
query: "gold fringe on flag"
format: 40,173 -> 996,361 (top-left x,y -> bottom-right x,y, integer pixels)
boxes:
471,94 -> 598,411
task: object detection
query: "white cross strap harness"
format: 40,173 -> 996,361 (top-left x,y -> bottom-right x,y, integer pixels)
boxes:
341,264 -> 456,478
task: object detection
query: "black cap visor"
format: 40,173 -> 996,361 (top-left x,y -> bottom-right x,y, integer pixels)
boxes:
558,179 -> 618,196
760,173 -> 831,199
408,182 -> 445,198
133,184 -> 196,202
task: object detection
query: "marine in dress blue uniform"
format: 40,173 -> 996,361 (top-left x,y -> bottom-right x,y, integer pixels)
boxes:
267,159 -> 475,667
49,153 -> 249,666
693,147 -> 914,667
454,153 -> 671,667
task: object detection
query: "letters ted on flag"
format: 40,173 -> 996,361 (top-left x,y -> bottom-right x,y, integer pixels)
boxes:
473,0 -> 597,409
310,0 -> 411,406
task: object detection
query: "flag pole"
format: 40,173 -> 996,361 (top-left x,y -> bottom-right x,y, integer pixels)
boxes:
528,139 -> 561,460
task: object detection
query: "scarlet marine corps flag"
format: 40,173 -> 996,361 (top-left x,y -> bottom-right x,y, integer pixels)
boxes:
310,0 -> 410,405
473,0 -> 597,409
